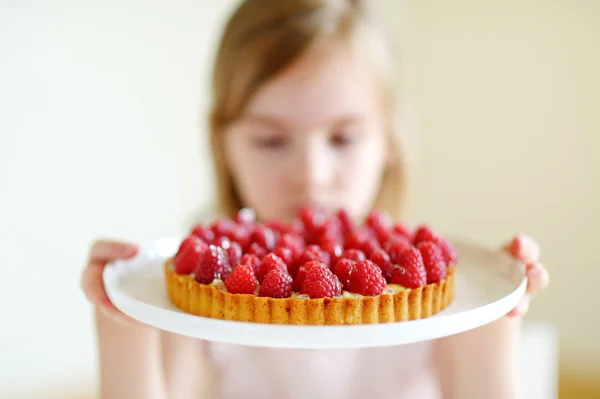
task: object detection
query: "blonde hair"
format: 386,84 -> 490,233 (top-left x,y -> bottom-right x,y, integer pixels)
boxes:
208,0 -> 409,221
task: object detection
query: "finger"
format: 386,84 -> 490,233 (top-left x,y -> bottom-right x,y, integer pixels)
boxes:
97,303 -> 140,327
507,295 -> 530,317
81,261 -> 115,309
525,261 -> 550,297
90,240 -> 138,263
83,263 -> 140,326
504,234 -> 540,263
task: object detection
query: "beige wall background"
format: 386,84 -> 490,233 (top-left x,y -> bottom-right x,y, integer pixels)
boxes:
0,0 -> 597,397
383,0 -> 600,381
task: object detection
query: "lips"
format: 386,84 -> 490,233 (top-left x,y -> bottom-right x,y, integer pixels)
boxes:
291,203 -> 334,217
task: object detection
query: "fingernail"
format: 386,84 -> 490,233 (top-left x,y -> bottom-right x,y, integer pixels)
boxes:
517,300 -> 529,315
102,297 -> 115,309
529,265 -> 541,276
520,235 -> 540,262
507,307 -> 520,317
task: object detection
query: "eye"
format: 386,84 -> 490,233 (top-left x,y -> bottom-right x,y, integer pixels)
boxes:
252,135 -> 289,149
330,129 -> 358,148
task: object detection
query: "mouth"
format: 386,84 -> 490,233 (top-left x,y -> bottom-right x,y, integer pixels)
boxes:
290,203 -> 338,219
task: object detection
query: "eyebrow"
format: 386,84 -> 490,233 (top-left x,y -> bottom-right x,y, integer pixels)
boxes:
238,113 -> 365,130
237,114 -> 288,130
330,115 -> 365,126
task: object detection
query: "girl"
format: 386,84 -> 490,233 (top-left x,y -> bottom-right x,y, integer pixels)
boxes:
81,1 -> 549,398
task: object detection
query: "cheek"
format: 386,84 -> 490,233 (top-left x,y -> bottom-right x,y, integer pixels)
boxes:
224,137 -> 289,218
336,138 -> 388,214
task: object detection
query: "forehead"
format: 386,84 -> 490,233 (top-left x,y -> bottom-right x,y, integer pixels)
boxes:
242,44 -> 381,126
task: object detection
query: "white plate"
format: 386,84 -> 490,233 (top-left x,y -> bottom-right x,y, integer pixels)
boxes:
103,236 -> 527,349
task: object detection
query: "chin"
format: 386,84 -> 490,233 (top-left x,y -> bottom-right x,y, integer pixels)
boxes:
293,203 -> 351,218
257,208 -> 295,224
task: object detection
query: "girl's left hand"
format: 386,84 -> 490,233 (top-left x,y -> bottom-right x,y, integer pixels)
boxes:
503,234 -> 550,317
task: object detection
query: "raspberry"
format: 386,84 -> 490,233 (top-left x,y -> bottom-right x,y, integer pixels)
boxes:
413,225 -> 436,245
383,235 -> 410,252
315,217 -> 342,244
298,206 -> 326,233
332,258 -> 355,289
247,242 -> 267,259
188,210 -> 452,297
389,265 -> 425,289
251,225 -> 276,251
194,245 -> 231,284
342,248 -> 366,261
336,208 -> 354,237
176,235 -> 207,256
344,229 -> 368,249
277,233 -> 305,261
289,219 -> 305,236
213,236 -> 231,249
374,228 -> 394,247
174,236 -> 206,274
224,264 -> 258,294
360,237 -> 381,257
300,265 -> 342,298
417,241 -> 447,283
365,210 -> 392,232
264,220 -> 289,235
273,246 -> 294,270
386,237 -> 412,264
320,240 -> 342,268
234,208 -> 256,227
232,225 -> 251,250
389,247 -> 426,288
226,241 -> 242,269
369,248 -> 393,281
431,236 -> 458,267
347,260 -> 386,296
258,269 -> 293,298
240,253 -> 261,275
210,218 -> 236,240
257,253 -> 288,283
392,223 -> 413,241
299,244 -> 330,267
293,260 -> 327,291
191,224 -> 215,244
345,229 -> 380,257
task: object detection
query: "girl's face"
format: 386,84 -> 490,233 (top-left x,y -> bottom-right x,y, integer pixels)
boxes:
223,45 -> 391,223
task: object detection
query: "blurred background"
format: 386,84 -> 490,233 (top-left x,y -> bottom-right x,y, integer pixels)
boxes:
0,0 -> 597,398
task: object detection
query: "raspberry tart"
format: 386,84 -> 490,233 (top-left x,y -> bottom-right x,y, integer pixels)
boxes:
165,208 -> 457,325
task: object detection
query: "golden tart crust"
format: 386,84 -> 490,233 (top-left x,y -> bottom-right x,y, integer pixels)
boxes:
165,258 -> 456,325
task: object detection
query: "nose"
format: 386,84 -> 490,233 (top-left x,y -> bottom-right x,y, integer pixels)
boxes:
291,135 -> 335,198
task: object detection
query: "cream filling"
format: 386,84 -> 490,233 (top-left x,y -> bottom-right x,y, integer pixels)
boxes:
341,284 -> 405,298
207,278 -> 407,297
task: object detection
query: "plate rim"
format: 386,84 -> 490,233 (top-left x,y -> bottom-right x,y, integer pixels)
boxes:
103,236 -> 527,349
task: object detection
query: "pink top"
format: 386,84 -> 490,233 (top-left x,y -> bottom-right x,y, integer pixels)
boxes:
189,214 -> 442,399
203,341 -> 440,399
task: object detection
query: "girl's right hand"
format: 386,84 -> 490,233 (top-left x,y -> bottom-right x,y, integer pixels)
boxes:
81,239 -> 140,325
